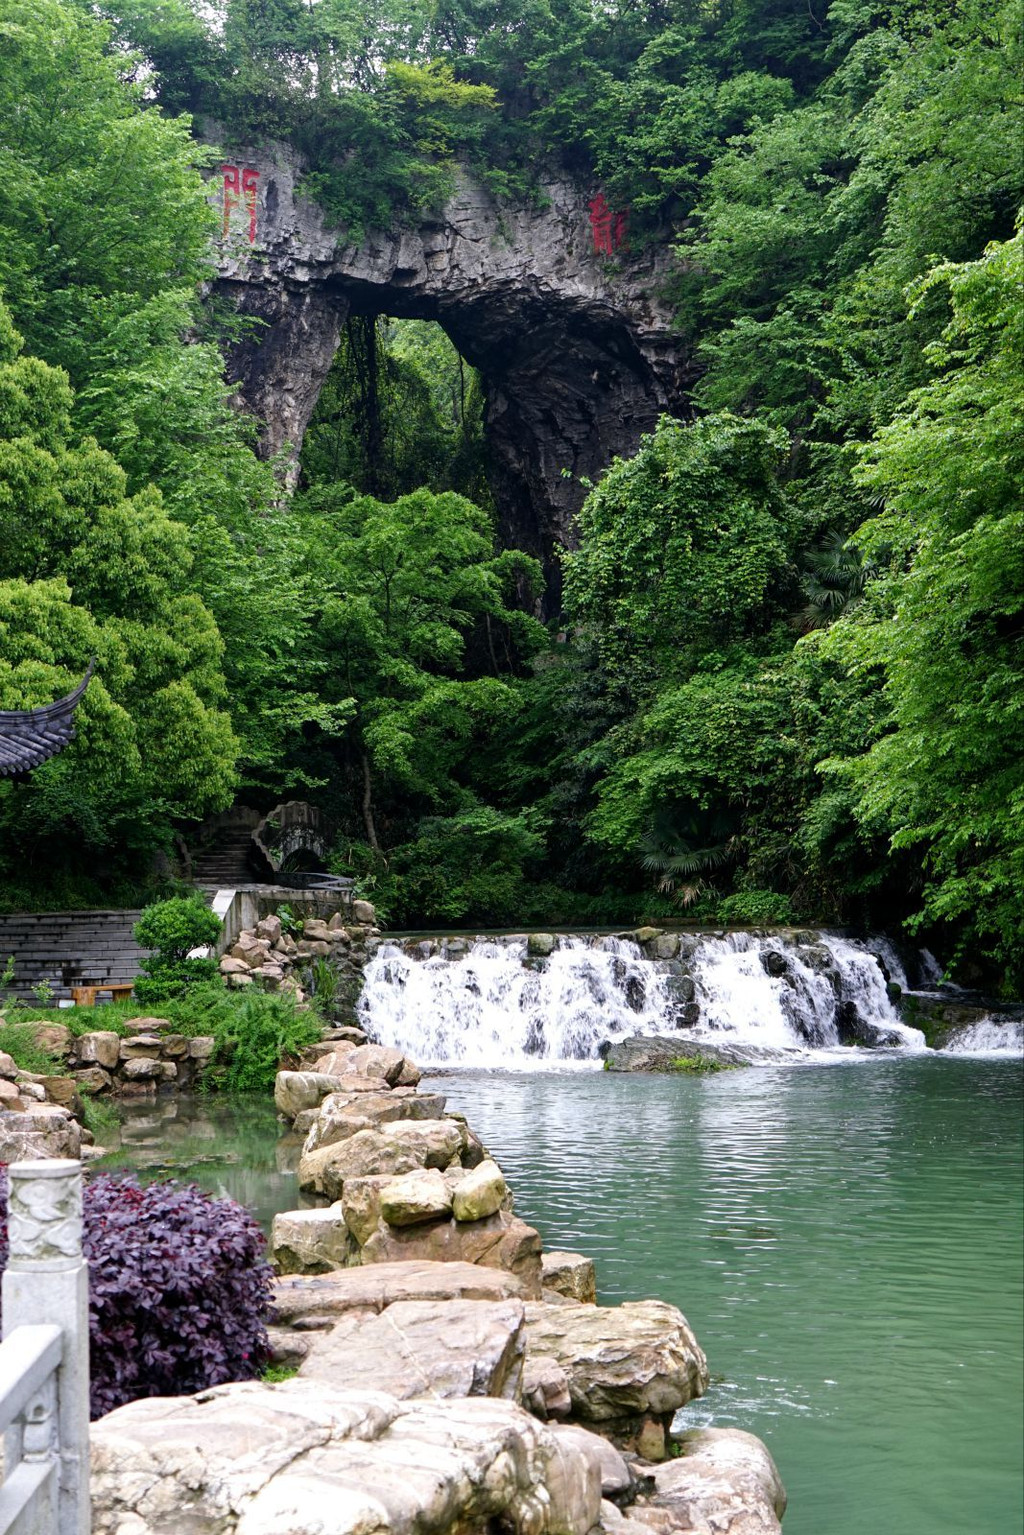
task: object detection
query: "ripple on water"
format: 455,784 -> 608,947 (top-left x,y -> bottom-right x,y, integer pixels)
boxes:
433,1057 -> 1024,1535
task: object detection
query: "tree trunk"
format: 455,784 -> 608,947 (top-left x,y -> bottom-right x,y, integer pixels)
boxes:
361,751 -> 380,852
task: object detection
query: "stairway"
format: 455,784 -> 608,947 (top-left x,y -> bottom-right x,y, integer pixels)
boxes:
0,910 -> 148,1001
190,826 -> 258,887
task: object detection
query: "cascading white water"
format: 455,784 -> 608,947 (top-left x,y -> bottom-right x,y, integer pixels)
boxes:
688,932 -> 925,1051
357,929 -> 928,1066
941,1019 -> 1024,1055
356,936 -> 672,1067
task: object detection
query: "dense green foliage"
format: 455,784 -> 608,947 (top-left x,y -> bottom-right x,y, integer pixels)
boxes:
0,0 -> 1020,988
0,981 -> 322,1092
132,896 -> 223,1001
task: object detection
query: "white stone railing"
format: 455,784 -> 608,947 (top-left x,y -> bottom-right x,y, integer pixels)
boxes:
0,1159 -> 90,1535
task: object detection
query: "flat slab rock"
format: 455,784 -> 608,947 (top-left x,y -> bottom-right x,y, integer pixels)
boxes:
90,1381 -> 603,1535
602,1036 -> 777,1071
272,1259 -> 527,1330
299,1297 -> 526,1402
89,1381 -> 785,1535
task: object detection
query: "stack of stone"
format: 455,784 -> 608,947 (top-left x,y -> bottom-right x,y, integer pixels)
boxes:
273,1040 -> 542,1295
218,902 -> 379,1001
88,1038 -> 788,1533
92,1037 -> 789,1532
270,1042 -> 713,1464
0,1045 -> 84,1160
2,1016 -> 215,1103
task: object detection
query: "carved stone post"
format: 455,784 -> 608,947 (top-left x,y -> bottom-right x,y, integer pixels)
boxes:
2,1159 -> 91,1535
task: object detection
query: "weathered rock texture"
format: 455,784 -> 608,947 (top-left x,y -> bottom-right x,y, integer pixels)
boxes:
210,146 -> 695,598
524,1298 -> 709,1458
298,1297 -> 527,1402
90,1382 -> 603,1535
89,1381 -> 785,1535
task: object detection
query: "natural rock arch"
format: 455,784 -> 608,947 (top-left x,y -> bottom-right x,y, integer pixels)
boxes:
212,145 -> 695,595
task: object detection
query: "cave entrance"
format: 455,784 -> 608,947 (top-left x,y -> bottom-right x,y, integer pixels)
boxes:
299,316 -> 490,511
214,162 -> 692,612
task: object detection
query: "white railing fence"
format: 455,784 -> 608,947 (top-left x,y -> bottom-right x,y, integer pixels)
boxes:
0,1159 -> 90,1535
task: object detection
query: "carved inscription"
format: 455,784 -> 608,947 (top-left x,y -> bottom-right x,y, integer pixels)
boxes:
223,164 -> 260,243
588,193 -> 629,256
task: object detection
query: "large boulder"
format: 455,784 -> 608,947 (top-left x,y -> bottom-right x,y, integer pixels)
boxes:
311,1044 -> 357,1074
0,1103 -> 81,1161
303,1090 -> 448,1154
523,1299 -> 708,1457
548,1423 -> 633,1501
274,1069 -> 390,1121
90,1381 -> 602,1535
344,1044 -> 416,1086
270,1206 -> 358,1274
451,1159 -> 507,1222
379,1168 -> 454,1227
602,1035 -> 774,1071
76,1031 -> 121,1069
299,1298 -> 527,1402
642,1427 -> 787,1534
30,1022 -> 72,1058
299,1119 -> 463,1198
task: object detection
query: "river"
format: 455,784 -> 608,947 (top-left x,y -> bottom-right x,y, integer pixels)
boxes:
436,1057 -> 1024,1535
96,1057 -> 1023,1534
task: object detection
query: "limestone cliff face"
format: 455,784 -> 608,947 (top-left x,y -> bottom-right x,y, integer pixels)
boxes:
211,144 -> 695,590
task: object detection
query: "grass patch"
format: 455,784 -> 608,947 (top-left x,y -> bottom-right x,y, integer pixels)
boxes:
0,1019 -> 61,1073
669,1054 -> 736,1075
260,1364 -> 299,1384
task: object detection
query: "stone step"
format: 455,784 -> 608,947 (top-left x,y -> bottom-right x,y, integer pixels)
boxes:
0,909 -> 148,1001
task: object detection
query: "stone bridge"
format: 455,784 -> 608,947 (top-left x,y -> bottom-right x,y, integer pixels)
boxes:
211,147 -> 695,594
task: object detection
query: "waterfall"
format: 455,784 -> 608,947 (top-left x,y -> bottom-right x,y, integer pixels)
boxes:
941,1019 -> 1024,1056
357,929 -> 928,1067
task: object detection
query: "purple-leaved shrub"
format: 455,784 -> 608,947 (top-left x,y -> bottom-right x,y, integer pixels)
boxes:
0,1170 -> 273,1418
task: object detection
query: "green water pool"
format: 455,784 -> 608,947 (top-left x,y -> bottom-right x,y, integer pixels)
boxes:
436,1058 -> 1023,1535
97,1055 -> 1023,1535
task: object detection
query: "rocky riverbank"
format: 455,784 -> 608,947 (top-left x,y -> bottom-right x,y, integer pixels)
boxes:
89,1025 -> 788,1532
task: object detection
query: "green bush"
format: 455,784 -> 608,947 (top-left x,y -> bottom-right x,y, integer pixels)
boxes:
716,890 -> 794,926
133,897 -> 222,1002
161,984 -> 323,1093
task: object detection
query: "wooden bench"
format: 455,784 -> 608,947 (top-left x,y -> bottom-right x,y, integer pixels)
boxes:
70,983 -> 134,1007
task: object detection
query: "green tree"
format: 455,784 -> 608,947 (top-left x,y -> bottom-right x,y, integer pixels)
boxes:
0,300 -> 237,884
820,227 -> 1024,987
562,414 -> 797,692
303,485 -> 544,852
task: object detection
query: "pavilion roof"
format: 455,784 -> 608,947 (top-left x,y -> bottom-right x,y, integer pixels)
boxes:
0,661 -> 95,777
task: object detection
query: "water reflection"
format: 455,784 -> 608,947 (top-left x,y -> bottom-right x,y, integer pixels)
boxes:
434,1057 -> 1024,1535
92,1093 -> 305,1231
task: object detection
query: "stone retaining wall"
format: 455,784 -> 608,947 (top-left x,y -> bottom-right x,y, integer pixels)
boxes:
0,909 -> 147,1001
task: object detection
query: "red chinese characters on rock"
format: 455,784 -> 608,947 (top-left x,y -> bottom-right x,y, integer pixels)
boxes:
588,194 -> 629,256
222,165 -> 260,243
